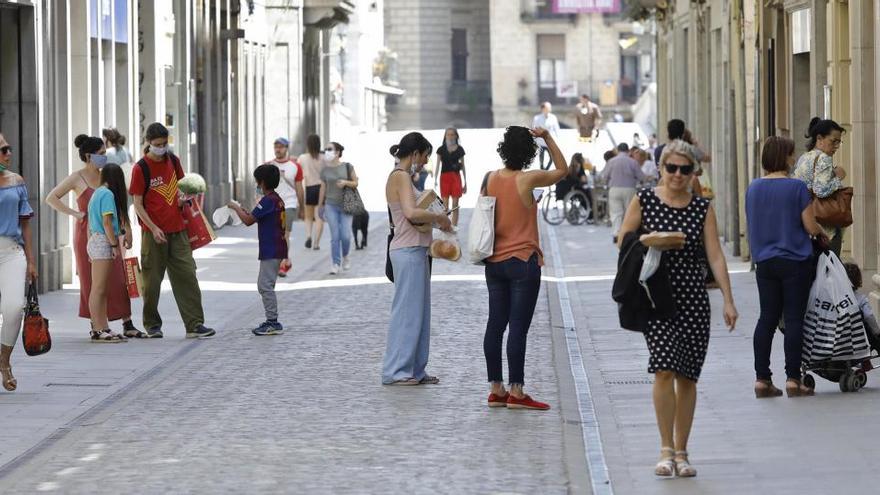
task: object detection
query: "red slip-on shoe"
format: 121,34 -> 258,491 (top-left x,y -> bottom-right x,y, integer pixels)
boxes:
488,392 -> 510,408
506,394 -> 551,411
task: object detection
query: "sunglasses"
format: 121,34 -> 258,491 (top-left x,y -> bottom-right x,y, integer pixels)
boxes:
0,146 -> 11,155
664,163 -> 694,176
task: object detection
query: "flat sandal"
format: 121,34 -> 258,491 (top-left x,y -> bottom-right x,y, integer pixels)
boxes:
655,447 -> 675,477
674,451 -> 697,477
755,379 -> 783,398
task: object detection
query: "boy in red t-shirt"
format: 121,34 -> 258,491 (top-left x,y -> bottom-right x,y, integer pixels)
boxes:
130,123 -> 214,339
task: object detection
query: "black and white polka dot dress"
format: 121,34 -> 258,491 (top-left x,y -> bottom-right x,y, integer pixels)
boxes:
639,188 -> 712,382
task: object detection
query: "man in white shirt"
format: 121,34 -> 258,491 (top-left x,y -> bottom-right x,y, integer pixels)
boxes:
267,137 -> 304,276
532,102 -> 561,170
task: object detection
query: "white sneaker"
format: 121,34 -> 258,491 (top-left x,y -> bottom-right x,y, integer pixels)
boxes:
342,256 -> 351,271
330,264 -> 340,275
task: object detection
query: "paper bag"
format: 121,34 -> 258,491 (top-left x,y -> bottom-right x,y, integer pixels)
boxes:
124,256 -> 144,299
412,190 -> 447,233
182,198 -> 217,250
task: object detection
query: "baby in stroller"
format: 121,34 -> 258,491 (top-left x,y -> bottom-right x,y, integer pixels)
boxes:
844,262 -> 880,355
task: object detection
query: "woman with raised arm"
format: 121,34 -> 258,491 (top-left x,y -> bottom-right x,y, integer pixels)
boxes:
482,126 -> 567,411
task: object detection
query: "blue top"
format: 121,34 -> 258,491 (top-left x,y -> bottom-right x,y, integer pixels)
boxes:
745,178 -> 813,263
88,186 -> 121,236
252,191 -> 288,260
0,182 -> 34,245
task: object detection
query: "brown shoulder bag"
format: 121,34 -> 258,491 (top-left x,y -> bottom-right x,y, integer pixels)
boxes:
810,155 -> 853,228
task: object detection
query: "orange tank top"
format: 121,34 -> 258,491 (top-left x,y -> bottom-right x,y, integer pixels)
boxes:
486,171 -> 544,265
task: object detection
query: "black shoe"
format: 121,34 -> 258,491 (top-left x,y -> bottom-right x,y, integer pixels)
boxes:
186,325 -> 216,339
305,237 -> 312,249
612,236 -> 618,244
144,326 -> 164,339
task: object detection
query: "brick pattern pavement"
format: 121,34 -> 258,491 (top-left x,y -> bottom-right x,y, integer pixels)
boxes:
1,210 -> 572,494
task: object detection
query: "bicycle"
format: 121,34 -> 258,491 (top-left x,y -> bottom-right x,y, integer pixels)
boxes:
541,185 -> 592,226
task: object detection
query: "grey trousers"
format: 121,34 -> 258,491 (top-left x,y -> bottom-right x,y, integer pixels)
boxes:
258,259 -> 282,320
608,187 -> 637,236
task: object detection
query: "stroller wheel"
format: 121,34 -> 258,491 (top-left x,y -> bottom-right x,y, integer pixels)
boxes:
840,371 -> 857,393
802,374 -> 815,390
854,370 -> 868,390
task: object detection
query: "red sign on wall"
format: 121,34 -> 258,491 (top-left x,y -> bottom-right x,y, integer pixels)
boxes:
552,0 -> 622,14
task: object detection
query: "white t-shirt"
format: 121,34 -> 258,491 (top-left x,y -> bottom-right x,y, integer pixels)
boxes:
270,158 -> 303,208
531,113 -> 560,148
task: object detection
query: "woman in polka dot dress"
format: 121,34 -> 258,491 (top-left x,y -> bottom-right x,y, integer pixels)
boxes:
618,139 -> 738,479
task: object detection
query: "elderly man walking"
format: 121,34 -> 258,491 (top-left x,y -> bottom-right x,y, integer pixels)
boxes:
601,143 -> 646,244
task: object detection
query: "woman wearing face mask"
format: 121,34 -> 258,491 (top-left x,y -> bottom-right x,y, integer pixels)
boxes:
317,142 -> 358,275
618,139 -> 738,478
46,135 -> 141,340
436,127 -> 466,227
383,132 -> 451,385
792,117 -> 847,256
0,133 -> 36,391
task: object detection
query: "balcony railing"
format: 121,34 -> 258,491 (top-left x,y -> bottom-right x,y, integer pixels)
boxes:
446,80 -> 492,108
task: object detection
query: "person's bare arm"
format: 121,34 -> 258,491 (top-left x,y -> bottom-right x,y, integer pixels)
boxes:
339,166 -> 359,189
616,195 -> 642,250
522,130 -> 568,189
295,180 -> 305,219
133,194 -> 167,244
46,174 -> 83,219
227,201 -> 256,226
102,215 -> 120,258
703,205 -> 738,330
801,202 -> 824,237
461,158 -> 467,194
21,217 -> 37,281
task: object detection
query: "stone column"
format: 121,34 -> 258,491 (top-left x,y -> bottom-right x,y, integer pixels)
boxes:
871,0 -> 880,313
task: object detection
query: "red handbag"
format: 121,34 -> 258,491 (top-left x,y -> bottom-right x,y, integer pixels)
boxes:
22,282 -> 51,356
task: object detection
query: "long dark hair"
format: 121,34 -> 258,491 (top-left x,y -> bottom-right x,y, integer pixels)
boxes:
100,164 -> 129,227
805,117 -> 845,151
143,122 -> 170,155
306,134 -> 321,158
568,153 -> 584,178
439,127 -> 461,150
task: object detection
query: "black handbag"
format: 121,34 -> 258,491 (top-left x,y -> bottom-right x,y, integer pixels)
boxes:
385,206 -> 395,282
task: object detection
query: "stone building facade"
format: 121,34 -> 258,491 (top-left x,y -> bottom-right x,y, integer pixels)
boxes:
488,0 -> 652,129
384,0 -> 493,130
654,0 -> 880,310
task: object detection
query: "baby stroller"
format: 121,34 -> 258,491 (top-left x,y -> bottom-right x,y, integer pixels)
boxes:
801,252 -> 877,392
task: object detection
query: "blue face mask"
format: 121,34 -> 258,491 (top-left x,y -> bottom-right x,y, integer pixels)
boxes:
91,154 -> 108,169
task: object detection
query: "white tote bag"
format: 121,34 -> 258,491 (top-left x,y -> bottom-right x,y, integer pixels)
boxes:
467,195 -> 496,265
802,251 -> 871,364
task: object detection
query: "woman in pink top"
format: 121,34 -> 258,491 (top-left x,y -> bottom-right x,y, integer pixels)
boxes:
382,132 -> 452,386
482,126 -> 567,410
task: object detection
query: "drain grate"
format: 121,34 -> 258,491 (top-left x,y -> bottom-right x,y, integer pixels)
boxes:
45,383 -> 111,388
604,379 -> 654,385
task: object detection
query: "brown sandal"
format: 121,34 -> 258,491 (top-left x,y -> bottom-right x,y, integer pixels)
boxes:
786,379 -> 814,397
754,379 -> 783,398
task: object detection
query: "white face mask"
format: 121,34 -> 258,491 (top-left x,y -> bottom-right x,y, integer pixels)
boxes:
150,144 -> 167,157
445,139 -> 456,148
324,150 -> 337,161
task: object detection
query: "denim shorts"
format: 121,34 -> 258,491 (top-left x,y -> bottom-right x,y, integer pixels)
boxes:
87,233 -> 115,260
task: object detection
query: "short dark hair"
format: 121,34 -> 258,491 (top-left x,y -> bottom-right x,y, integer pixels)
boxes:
254,163 -> 280,189
497,126 -> 537,171
805,117 -> 846,151
143,122 -> 170,154
603,150 -> 617,162
844,262 -> 863,289
330,141 -> 345,157
617,142 -> 630,152
761,136 -> 795,173
667,119 -> 686,140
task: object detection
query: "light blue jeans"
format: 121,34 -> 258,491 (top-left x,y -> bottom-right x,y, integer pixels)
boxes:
324,202 -> 352,266
382,247 -> 431,384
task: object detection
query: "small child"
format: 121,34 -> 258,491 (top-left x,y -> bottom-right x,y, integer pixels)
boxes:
844,262 -> 880,341
228,164 -> 291,336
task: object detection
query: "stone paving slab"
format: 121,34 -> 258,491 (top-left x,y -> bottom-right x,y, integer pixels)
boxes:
0,209 -> 574,494
552,221 -> 880,495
